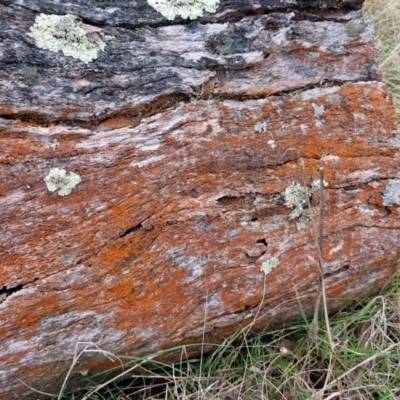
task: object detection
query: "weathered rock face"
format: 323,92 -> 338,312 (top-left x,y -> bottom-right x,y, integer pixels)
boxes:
1,0 -> 399,398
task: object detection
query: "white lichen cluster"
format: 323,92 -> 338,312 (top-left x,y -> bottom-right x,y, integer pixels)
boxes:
284,183 -> 310,221
254,121 -> 268,133
147,0 -> 220,20
382,178 -> 400,206
260,257 -> 280,275
49,139 -> 60,151
30,14 -> 109,63
284,180 -> 328,231
44,168 -> 81,196
310,179 -> 328,194
311,102 -> 324,118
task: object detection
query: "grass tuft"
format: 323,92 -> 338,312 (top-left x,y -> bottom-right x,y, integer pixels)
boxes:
364,0 -> 400,124
56,274 -> 400,400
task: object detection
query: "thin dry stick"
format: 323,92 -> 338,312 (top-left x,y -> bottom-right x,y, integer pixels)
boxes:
311,290 -> 322,339
316,168 -> 343,399
299,161 -> 323,340
318,168 -> 324,264
243,272 -> 267,335
198,290 -> 209,397
310,167 -> 325,337
299,161 -> 343,399
16,378 -> 57,397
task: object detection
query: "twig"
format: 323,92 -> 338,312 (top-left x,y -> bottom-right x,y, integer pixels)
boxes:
318,168 -> 324,264
16,378 -> 57,397
199,290 -> 209,395
316,168 -> 343,399
299,161 -> 343,399
243,272 -> 267,335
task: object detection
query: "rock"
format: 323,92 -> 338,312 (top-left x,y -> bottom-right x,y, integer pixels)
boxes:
0,0 -> 399,398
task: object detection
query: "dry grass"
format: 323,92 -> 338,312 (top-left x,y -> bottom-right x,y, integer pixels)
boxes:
54,1 -> 400,399
56,276 -> 400,400
364,0 -> 400,122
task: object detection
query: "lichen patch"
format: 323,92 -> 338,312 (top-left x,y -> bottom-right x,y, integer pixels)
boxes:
254,121 -> 268,133
284,180 -> 328,231
284,183 -> 310,221
311,102 -> 324,118
261,257 -> 280,275
49,139 -> 60,150
310,179 -> 328,193
29,14 -> 110,63
345,19 -> 365,37
382,179 -> 400,206
147,0 -> 220,20
44,167 -> 81,196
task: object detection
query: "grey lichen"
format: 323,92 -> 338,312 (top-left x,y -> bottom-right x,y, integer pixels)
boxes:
29,14 -> 110,63
44,168 -> 81,196
208,30 -> 250,55
284,183 -> 310,220
49,139 -> 60,151
284,180 -> 328,231
311,102 -> 324,119
382,179 -> 400,206
260,257 -> 280,275
20,65 -> 39,83
147,0 -> 220,20
310,179 -> 328,194
254,121 -> 268,133
345,19 -> 365,37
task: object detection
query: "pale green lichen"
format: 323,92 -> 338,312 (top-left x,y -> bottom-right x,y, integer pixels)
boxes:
284,180 -> 328,231
261,257 -> 279,275
49,139 -> 60,151
147,0 -> 220,20
284,183 -> 310,221
20,65 -> 39,83
44,167 -> 81,196
254,121 -> 267,133
29,14 -> 109,63
310,179 -> 328,194
345,19 -> 365,37
311,102 -> 324,118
